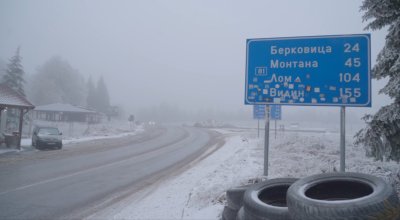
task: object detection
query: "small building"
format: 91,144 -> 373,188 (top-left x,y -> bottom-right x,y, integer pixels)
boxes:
0,84 -> 35,149
32,103 -> 101,123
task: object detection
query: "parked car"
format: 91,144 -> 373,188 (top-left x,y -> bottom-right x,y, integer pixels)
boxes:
32,126 -> 63,150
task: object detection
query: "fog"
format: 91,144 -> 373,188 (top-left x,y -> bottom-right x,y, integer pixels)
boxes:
0,0 -> 391,122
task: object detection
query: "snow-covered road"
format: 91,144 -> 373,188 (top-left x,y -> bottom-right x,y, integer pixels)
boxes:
0,125 -> 219,219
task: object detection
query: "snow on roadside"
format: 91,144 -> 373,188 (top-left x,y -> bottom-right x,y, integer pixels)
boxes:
114,128 -> 400,220
113,131 -> 259,220
29,119 -> 142,138
266,132 -> 400,196
0,122 -> 145,154
62,124 -> 144,145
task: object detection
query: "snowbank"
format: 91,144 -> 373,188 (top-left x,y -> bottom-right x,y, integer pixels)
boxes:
113,128 -> 400,220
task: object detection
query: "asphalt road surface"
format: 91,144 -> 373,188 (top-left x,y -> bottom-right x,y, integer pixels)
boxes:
0,125 -> 222,219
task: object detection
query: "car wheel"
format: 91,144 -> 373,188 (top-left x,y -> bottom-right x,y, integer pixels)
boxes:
243,178 -> 297,220
287,172 -> 400,220
36,141 -> 41,150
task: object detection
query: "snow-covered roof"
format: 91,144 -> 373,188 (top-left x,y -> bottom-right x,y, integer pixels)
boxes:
34,103 -> 97,113
0,84 -> 35,109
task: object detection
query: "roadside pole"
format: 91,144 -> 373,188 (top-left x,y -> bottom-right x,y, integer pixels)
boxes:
340,106 -> 346,172
274,120 -> 277,139
257,119 -> 260,138
264,105 -> 270,176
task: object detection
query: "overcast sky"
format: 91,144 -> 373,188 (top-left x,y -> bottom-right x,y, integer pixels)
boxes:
0,0 -> 390,116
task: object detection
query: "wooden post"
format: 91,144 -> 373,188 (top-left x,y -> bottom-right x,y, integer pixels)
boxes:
0,108 -> 2,136
18,108 -> 24,150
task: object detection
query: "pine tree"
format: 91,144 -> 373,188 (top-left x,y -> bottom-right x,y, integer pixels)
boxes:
30,56 -> 85,106
355,0 -> 400,162
2,47 -> 26,96
86,76 -> 97,109
96,76 -> 110,113
0,59 -> 6,79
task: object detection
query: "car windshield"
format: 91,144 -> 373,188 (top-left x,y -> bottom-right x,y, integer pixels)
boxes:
38,128 -> 60,135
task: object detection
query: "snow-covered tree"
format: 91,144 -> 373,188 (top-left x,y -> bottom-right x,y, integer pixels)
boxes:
86,76 -> 97,110
2,47 -> 26,96
0,58 -> 6,79
95,76 -> 110,113
355,0 -> 400,162
30,56 -> 85,106
84,75 -> 112,114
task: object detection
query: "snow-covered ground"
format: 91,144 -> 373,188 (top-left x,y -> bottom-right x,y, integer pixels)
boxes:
111,126 -> 400,220
1,120 -> 398,219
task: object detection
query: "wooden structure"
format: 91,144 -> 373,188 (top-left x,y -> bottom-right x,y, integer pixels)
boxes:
0,84 -> 35,149
32,103 -> 101,123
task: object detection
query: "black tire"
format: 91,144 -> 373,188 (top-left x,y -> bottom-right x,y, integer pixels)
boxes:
287,172 -> 400,220
243,178 -> 298,220
227,184 -> 253,210
222,206 -> 237,220
236,207 -> 245,220
35,141 -> 41,150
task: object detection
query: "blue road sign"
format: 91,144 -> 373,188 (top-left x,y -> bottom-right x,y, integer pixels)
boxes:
253,105 -> 265,119
245,34 -> 371,107
270,105 -> 281,120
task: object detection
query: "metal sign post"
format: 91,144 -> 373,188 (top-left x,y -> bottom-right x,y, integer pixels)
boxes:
270,105 -> 281,140
264,105 -> 270,176
340,106 -> 346,172
245,34 -> 371,176
253,105 -> 265,139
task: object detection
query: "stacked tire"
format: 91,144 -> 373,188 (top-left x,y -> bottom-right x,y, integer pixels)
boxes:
223,184 -> 253,220
287,172 -> 400,220
242,178 -> 297,220
223,178 -> 297,220
222,173 -> 400,220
